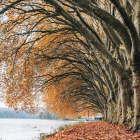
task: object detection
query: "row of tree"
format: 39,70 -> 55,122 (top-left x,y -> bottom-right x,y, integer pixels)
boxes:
0,0 -> 140,132
39,111 -> 59,120
0,108 -> 39,118
0,108 -> 58,119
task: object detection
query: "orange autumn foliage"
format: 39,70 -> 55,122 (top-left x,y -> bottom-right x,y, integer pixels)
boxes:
0,0 -> 108,116
1,7 -> 97,115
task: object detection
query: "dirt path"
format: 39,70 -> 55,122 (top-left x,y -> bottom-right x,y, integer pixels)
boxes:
46,121 -> 140,140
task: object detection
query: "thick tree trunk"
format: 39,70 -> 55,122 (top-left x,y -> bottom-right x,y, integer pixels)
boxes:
131,64 -> 140,130
107,101 -> 113,123
103,104 -> 108,121
135,1 -> 140,38
117,92 -> 122,123
107,104 -> 110,122
118,75 -> 132,123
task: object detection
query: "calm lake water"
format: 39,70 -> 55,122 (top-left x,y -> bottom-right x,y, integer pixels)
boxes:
0,119 -> 77,140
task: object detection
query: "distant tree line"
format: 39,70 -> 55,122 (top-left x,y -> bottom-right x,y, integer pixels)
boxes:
0,108 -> 59,119
0,108 -> 39,118
39,112 -> 59,120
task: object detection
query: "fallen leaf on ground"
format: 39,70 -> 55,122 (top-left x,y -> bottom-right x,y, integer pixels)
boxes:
46,121 -> 140,140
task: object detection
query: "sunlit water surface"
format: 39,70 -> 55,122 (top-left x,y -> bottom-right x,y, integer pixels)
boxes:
0,119 -> 77,140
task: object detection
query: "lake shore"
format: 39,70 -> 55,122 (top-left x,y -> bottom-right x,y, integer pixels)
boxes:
0,119 -> 77,140
39,120 -> 84,140
44,121 -> 140,140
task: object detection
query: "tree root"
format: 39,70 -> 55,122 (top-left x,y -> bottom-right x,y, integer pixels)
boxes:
126,125 -> 139,133
125,125 -> 133,132
129,127 -> 137,133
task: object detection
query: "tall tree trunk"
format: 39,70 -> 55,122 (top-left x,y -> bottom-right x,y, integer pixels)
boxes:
117,91 -> 122,123
107,103 -> 110,122
118,75 -> 132,123
103,104 -> 108,121
131,63 -> 140,130
131,0 -> 140,131
135,1 -> 140,38
107,101 -> 113,123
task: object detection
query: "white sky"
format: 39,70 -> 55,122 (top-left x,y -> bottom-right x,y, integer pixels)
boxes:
0,102 -> 8,108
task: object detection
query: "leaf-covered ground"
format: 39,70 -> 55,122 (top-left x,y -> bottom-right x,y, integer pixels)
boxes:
46,121 -> 140,140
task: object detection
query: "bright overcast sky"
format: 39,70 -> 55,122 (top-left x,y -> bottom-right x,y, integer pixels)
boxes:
0,102 -> 8,108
